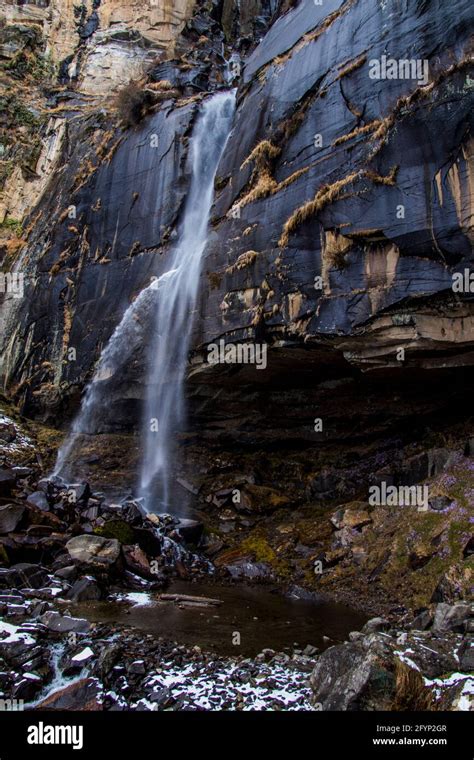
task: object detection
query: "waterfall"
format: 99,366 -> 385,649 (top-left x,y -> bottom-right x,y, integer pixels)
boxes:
139,90 -> 236,509
53,281 -> 159,479
53,90 -> 236,506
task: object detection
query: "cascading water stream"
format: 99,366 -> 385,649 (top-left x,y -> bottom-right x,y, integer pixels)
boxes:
53,91 -> 236,510
139,90 -> 236,509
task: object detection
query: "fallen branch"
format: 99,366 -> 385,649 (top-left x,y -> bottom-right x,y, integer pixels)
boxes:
160,593 -> 223,606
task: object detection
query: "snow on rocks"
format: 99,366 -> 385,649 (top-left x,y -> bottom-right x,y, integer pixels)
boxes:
136,657 -> 314,711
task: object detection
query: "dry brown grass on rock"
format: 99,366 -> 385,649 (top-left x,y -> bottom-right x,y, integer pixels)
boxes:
333,119 -> 382,147
370,57 -> 472,151
115,81 -> 154,128
279,171 -> 360,248
147,80 -> 173,91
334,53 -> 367,81
391,660 -> 436,712
239,169 -> 278,207
278,166 -> 398,247
241,140 -> 281,171
226,250 -> 258,274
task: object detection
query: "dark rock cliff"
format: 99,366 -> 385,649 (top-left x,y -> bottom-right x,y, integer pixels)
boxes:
0,0 -> 473,426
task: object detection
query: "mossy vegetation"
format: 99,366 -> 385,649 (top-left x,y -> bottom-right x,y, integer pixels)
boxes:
0,216 -> 22,236
95,519 -> 136,545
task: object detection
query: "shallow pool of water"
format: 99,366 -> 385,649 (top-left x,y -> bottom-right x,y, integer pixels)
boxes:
71,580 -> 367,657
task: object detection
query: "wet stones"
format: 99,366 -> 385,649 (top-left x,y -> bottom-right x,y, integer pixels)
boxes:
40,611 -> 90,634
175,518 -> 203,545
122,545 -> 157,582
26,491 -> 50,512
0,468 -> 16,498
0,563 -> 49,590
0,503 -> 25,534
66,535 -> 121,567
11,672 -> 43,701
34,677 -> 101,710
65,576 -> 102,602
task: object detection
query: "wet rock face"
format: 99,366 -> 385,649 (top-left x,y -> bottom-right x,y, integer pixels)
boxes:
198,0 -> 473,370
0,100 -> 197,420
0,0 -> 473,422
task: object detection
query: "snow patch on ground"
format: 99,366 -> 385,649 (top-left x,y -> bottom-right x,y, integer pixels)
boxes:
0,414 -> 34,454
424,672 -> 474,711
116,592 -> 154,607
135,658 -> 313,711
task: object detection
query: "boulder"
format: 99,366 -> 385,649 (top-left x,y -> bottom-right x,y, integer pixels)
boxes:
12,672 -> 43,701
0,469 -> 16,497
330,506 -> 371,531
66,534 -> 121,566
65,576 -> 102,602
122,544 -> 156,581
54,565 -> 78,581
310,639 -> 395,710
0,563 -> 49,590
26,491 -> 50,512
40,611 -> 90,633
176,518 -> 203,544
410,609 -> 433,631
361,618 -> 390,634
34,677 -> 101,710
0,503 -> 25,534
395,635 -> 459,679
63,646 -> 95,676
128,659 -> 146,675
0,630 -> 38,665
432,603 -> 472,633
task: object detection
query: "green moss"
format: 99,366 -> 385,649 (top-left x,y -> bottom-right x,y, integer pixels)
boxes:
241,534 -> 277,564
448,519 -> 471,555
0,217 -> 22,236
0,159 -> 14,189
94,519 -> 135,545
240,532 -> 292,579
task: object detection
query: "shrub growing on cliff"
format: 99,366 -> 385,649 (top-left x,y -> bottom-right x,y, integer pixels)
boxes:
115,82 -> 153,128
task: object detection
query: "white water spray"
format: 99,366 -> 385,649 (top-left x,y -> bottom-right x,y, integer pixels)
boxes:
53,91 -> 235,503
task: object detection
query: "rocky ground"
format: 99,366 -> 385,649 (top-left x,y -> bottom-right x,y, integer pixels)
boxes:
0,404 -> 472,712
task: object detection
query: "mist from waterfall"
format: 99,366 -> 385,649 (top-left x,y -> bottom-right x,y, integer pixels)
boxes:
139,90 -> 236,509
53,90 -> 236,507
